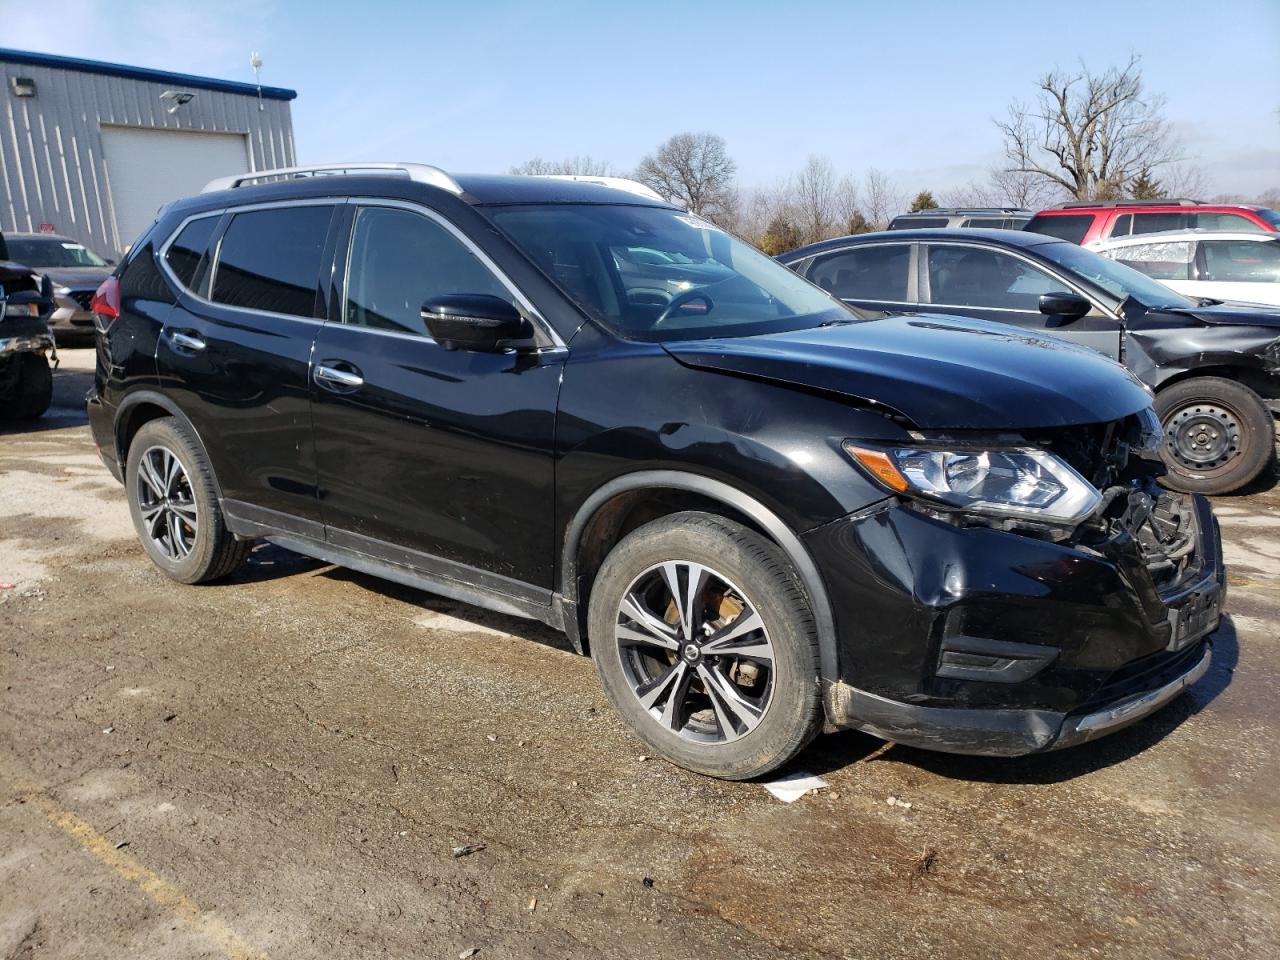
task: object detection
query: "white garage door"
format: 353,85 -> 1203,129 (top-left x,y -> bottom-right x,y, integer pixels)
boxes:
100,126 -> 249,252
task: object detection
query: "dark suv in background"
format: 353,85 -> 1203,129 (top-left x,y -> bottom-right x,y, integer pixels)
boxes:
88,164 -> 1222,779
889,207 -> 1031,231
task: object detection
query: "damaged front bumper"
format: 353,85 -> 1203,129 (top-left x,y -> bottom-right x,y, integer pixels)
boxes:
808,491 -> 1224,756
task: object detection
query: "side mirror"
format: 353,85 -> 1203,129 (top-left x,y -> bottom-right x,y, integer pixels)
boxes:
421,294 -> 528,352
105,258 -> 117,266
1038,291 -> 1091,323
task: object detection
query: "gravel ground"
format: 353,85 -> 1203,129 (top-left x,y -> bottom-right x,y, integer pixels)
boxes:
2,348 -> 1278,960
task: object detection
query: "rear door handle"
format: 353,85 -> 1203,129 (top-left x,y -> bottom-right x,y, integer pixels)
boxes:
167,329 -> 206,353
314,362 -> 364,392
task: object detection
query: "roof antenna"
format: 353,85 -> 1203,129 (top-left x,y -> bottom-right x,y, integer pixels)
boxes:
250,52 -> 264,111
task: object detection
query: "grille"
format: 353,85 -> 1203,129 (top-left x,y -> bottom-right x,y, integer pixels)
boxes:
71,290 -> 95,311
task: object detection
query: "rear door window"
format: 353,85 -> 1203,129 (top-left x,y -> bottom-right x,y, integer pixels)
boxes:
960,218 -> 1006,229
1192,212 -> 1265,233
211,205 -> 334,318
1024,214 -> 1093,244
927,245 -> 1064,310
1130,212 -> 1187,235
808,244 -> 911,301
164,216 -> 220,292
1099,241 -> 1193,280
1201,240 -> 1280,283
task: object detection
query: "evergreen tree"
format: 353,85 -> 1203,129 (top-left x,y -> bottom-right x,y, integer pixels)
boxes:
909,190 -> 938,212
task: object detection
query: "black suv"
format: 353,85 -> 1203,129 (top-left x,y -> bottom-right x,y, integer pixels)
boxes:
780,228 -> 1280,495
888,208 -> 1032,231
88,165 -> 1223,779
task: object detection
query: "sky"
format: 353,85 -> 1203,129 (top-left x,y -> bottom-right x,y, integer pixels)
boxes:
5,0 -> 1279,198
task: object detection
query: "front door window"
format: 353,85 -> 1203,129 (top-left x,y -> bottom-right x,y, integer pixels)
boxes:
345,206 -> 515,335
926,246 -> 1064,311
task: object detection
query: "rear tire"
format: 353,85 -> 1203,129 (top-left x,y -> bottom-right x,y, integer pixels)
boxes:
1155,377 -> 1274,495
125,417 -> 251,583
588,512 -> 822,780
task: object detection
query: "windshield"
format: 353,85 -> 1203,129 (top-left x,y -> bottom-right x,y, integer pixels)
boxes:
7,237 -> 109,268
1037,240 -> 1197,310
486,204 -> 852,341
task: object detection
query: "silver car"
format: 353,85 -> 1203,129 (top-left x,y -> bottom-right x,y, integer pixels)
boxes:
3,232 -> 114,343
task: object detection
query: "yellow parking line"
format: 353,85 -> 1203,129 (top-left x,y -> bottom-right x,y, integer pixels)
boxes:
1228,578 -> 1280,591
14,781 -> 269,960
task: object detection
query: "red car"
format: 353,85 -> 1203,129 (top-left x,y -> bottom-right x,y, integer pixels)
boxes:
1025,200 -> 1280,246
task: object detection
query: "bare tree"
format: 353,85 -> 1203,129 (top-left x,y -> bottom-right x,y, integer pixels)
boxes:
510,155 -> 615,176
635,132 -> 737,220
792,155 -> 841,244
996,55 -> 1182,200
834,174 -> 862,226
940,168 -> 1063,210
1160,163 -> 1209,200
862,168 -> 905,229
988,167 -> 1063,208
725,182 -> 791,245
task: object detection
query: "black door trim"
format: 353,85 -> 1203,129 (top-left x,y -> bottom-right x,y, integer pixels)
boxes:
222,499 -> 560,627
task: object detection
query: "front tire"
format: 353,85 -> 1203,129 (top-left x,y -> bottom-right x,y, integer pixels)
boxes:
0,353 -> 53,420
1155,376 -> 1274,495
588,512 -> 822,780
125,417 -> 251,583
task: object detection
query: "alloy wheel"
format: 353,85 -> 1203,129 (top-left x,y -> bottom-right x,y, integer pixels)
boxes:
614,560 -> 775,744
135,445 -> 198,561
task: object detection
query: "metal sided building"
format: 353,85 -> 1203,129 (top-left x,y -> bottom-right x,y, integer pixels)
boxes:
0,48 -> 297,257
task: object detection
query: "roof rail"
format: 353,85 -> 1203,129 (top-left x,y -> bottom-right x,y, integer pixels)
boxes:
534,174 -> 669,204
906,207 -> 1032,216
202,162 -> 463,195
1051,198 -> 1201,209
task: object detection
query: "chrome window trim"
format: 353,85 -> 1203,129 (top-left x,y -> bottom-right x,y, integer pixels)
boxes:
158,198 -> 341,325
839,297 -> 916,308
807,241 -> 915,305
921,239 -> 1118,318
318,315 -> 566,356
339,197 -> 566,350
156,210 -> 226,300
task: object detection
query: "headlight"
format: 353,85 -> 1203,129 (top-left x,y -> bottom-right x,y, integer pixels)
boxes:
55,285 -> 73,296
845,442 -> 1102,526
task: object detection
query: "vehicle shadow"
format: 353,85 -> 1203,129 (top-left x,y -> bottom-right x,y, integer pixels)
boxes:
0,363 -> 93,434
1223,459 -> 1278,496
236,541 -> 578,656
798,617 -> 1238,785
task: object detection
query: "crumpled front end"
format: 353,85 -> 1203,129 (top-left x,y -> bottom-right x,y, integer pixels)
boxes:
809,410 -> 1225,755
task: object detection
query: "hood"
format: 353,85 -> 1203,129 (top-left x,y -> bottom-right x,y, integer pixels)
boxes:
1166,299 -> 1280,328
0,261 -> 40,286
662,314 -> 1153,430
40,265 -> 113,288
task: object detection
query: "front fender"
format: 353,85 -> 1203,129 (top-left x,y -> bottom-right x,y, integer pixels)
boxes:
1128,323 -> 1280,388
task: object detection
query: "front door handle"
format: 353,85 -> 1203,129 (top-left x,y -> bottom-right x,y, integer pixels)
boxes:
314,362 -> 364,392
167,329 -> 206,354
